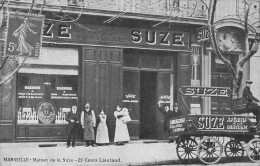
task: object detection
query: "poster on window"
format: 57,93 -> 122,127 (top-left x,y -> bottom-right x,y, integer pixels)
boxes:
5,13 -> 44,58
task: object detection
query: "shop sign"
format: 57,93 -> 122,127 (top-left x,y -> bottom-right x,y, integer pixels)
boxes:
56,86 -> 72,91
123,94 -> 138,103
51,93 -> 78,100
37,101 -> 56,124
197,26 -> 209,42
18,85 -> 43,99
189,115 -> 252,131
158,95 -> 171,103
131,30 -> 185,47
169,117 -> 186,133
18,92 -> 44,99
24,86 -> 41,90
179,86 -> 231,97
43,22 -> 190,51
5,13 -> 44,58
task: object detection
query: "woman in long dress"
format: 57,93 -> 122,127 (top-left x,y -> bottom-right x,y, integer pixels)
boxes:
96,110 -> 109,146
81,103 -> 97,147
114,105 -> 130,145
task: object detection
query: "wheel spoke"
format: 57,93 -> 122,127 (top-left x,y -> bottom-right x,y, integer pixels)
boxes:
212,146 -> 220,150
226,152 -> 232,157
191,151 -> 197,156
212,152 -> 220,157
237,151 -> 243,155
180,152 -> 186,157
184,153 -> 188,159
201,152 -> 208,158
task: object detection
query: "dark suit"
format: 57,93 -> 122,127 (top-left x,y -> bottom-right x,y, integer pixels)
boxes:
242,86 -> 260,123
66,111 -> 79,146
243,86 -> 259,103
172,109 -> 182,117
159,107 -> 181,134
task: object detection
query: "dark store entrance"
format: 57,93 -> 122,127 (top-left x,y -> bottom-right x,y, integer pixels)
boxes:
140,71 -> 157,139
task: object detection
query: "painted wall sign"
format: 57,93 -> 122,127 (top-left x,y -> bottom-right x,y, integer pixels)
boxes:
5,13 -> 44,58
42,22 -> 190,51
179,86 -> 232,97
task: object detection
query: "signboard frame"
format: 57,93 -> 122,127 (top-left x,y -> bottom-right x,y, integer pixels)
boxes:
179,86 -> 232,97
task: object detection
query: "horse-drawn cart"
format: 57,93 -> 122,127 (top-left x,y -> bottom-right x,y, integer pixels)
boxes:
169,86 -> 260,164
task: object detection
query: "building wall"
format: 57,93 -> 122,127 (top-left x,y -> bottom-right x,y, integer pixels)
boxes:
0,1 -> 206,142
0,58 -> 16,142
250,52 -> 260,100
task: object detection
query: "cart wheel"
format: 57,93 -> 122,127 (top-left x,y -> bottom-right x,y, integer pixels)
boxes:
197,137 -> 223,165
246,138 -> 260,162
176,138 -> 198,163
224,140 -> 244,161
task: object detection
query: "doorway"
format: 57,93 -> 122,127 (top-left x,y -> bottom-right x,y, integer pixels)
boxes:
140,71 -> 157,139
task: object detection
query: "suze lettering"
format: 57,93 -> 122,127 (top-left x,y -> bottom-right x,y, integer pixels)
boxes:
43,23 -> 71,38
181,87 -> 230,97
197,27 -> 209,42
198,116 -> 224,130
131,30 -> 184,46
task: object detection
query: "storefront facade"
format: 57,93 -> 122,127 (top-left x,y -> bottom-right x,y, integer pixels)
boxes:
0,6 -> 207,142
195,19 -> 254,115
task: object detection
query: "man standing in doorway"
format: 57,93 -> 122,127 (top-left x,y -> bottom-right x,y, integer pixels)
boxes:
158,102 -> 174,137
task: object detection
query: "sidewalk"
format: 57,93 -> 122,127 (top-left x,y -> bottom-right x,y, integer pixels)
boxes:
0,140 -> 180,166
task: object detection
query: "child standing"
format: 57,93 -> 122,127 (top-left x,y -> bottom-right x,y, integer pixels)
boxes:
96,110 -> 109,145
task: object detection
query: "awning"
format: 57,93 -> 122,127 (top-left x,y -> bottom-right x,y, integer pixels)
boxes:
22,47 -> 78,66
18,67 -> 78,75
17,47 -> 78,75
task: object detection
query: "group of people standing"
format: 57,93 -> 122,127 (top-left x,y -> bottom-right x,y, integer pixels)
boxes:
65,103 -> 131,148
158,102 -> 182,138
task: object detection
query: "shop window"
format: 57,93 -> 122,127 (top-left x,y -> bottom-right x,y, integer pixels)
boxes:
17,47 -> 78,125
17,74 -> 78,124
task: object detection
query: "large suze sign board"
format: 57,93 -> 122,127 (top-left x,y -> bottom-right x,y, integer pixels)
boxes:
42,22 -> 190,51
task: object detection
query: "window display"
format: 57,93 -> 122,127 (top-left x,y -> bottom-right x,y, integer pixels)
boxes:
17,74 -> 78,124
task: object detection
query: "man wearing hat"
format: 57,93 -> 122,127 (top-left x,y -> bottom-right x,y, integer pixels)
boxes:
172,103 -> 182,117
242,80 -> 260,124
158,102 -> 182,138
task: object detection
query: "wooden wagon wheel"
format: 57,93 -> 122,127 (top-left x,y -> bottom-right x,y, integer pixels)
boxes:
246,138 -> 260,163
176,138 -> 198,163
224,140 -> 244,161
197,137 -> 223,165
